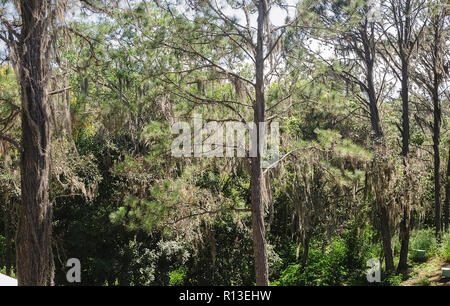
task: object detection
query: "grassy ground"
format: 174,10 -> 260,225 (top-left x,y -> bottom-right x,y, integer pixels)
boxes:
401,257 -> 450,286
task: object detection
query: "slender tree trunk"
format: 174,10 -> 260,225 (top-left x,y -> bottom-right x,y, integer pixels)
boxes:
300,232 -> 311,270
397,56 -> 411,273
431,12 -> 443,237
396,1 -> 413,271
363,32 -> 394,271
366,54 -> 383,141
14,0 -> 53,286
432,89 -> 442,238
400,66 -> 410,159
250,0 -> 269,286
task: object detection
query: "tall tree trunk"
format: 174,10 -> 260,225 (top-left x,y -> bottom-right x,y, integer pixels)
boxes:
14,0 -> 53,286
432,85 -> 442,238
368,61 -> 394,272
431,11 -> 443,238
396,0 -> 413,272
250,0 -> 269,286
397,56 -> 411,273
363,29 -> 394,271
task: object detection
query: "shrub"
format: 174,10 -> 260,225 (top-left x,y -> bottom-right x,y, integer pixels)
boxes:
169,267 -> 187,286
382,272 -> 403,286
440,231 -> 450,261
275,242 -> 340,286
276,263 -> 303,286
276,234 -> 367,286
275,225 -> 383,286
409,228 -> 437,261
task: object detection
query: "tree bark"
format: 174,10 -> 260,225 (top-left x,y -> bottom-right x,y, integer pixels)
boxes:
250,0 -> 269,286
14,0 -> 53,286
431,12 -> 443,238
432,82 -> 442,238
360,24 -> 394,272
363,30 -> 383,141
397,59 -> 411,273
397,0 -> 412,271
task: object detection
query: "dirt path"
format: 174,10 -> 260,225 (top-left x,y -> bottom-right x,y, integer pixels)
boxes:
401,257 -> 450,286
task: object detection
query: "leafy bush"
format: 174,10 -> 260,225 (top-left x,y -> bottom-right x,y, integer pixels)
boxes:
274,223 -> 386,286
281,241 -> 350,285
276,231 -> 371,286
320,238 -> 349,285
409,228 -> 437,261
169,267 -> 187,286
382,273 -> 403,286
440,231 -> 450,261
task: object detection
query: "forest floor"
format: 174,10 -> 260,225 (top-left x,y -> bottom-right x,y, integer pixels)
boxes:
401,257 -> 450,286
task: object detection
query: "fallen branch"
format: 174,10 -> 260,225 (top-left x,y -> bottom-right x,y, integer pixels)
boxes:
0,133 -> 22,152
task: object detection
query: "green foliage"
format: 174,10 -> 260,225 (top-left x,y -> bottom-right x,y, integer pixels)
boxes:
382,273 -> 403,286
276,241 -> 349,286
275,225 -> 378,286
440,231 -> 450,261
1,0 -> 449,288
183,214 -> 255,286
169,266 -> 187,286
409,228 -> 438,261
